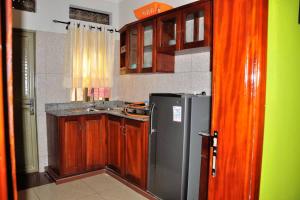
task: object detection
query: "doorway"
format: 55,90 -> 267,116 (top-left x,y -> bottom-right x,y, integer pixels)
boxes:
13,29 -> 39,173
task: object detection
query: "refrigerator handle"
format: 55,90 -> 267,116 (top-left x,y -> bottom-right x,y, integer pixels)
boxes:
149,103 -> 156,135
198,131 -> 210,137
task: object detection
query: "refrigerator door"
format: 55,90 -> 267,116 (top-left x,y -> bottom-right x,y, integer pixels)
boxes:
148,94 -> 191,200
187,96 -> 211,200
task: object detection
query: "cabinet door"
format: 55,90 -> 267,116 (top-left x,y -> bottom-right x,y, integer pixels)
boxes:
120,30 -> 129,74
157,11 -> 181,53
181,1 -> 212,49
124,119 -> 148,189
84,115 -> 106,171
107,116 -> 124,175
128,25 -> 140,73
60,117 -> 85,176
140,20 -> 156,73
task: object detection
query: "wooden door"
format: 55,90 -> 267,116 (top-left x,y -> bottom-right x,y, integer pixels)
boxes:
124,119 -> 148,189
140,20 -> 156,73
13,30 -> 39,173
0,0 -> 18,198
208,0 -> 268,199
107,116 -> 124,175
84,115 -> 106,170
120,30 -> 129,74
127,25 -> 140,73
157,11 -> 182,53
60,117 -> 85,176
181,0 -> 212,49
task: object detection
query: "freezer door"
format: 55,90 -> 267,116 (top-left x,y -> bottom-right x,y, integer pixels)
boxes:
148,95 -> 190,200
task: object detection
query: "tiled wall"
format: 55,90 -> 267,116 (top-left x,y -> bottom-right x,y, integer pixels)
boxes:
35,31 -> 70,171
114,49 -> 211,102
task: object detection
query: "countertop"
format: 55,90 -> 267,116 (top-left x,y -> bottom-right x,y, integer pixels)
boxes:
45,102 -> 149,122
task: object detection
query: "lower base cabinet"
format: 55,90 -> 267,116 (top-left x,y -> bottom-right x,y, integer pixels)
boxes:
107,115 -> 124,175
47,114 -> 106,177
59,116 -> 85,176
47,114 -> 149,190
106,116 -> 149,190
124,119 -> 148,189
84,115 -> 107,171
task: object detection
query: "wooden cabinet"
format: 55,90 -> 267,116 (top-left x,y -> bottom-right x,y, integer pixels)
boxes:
124,119 -> 148,189
106,116 -> 149,189
119,0 -> 212,74
47,113 -> 149,189
47,114 -> 107,178
59,116 -> 85,176
120,30 -> 128,74
128,25 -> 140,73
181,0 -> 212,49
84,115 -> 106,171
107,115 -> 124,175
140,20 -> 156,73
157,11 -> 181,53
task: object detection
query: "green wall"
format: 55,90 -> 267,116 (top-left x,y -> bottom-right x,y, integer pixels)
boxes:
260,0 -> 300,199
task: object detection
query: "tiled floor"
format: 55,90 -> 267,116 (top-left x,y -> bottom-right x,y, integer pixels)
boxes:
18,174 -> 148,200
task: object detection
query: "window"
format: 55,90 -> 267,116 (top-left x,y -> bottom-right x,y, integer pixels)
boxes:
69,6 -> 110,25
13,0 -> 35,12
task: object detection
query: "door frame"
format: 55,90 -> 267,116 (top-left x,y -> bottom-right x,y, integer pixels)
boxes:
13,29 -> 39,173
0,0 -> 18,199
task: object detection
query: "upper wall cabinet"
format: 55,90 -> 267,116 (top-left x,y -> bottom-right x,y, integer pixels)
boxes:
119,0 -> 212,74
181,1 -> 212,49
140,20 -> 157,73
157,11 -> 181,53
128,25 -> 139,73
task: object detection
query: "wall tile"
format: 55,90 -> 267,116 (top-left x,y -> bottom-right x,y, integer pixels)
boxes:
175,54 -> 192,72
191,51 -> 211,72
36,74 -> 47,113
45,33 -> 66,74
36,33 -> 46,74
191,71 -> 212,95
46,74 -> 69,103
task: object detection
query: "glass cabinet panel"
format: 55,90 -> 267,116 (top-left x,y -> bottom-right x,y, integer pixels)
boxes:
129,27 -> 138,70
143,25 -> 153,69
120,31 -> 127,69
160,16 -> 177,48
185,10 -> 205,43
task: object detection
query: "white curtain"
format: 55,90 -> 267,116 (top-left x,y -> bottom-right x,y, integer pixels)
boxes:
64,22 -> 115,92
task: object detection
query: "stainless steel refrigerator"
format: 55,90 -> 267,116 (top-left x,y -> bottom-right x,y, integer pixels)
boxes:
148,93 -> 211,200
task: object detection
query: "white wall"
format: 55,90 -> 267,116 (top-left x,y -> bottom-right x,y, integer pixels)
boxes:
13,0 -> 120,33
118,0 -> 198,27
35,31 -> 69,171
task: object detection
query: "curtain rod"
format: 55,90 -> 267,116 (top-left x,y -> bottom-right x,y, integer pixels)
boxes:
52,19 -> 119,32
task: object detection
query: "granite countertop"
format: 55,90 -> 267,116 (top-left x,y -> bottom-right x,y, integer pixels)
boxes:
45,101 -> 149,122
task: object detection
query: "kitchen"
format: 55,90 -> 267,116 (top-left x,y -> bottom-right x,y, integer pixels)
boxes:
1,0 -> 299,200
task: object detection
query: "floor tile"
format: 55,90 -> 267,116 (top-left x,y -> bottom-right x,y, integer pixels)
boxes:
76,194 -> 105,200
98,187 -> 147,200
18,174 -> 149,200
33,180 -> 96,200
18,188 -> 39,200
81,174 -> 128,193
